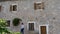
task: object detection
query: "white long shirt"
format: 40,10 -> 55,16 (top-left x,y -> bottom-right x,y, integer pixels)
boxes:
21,25 -> 24,29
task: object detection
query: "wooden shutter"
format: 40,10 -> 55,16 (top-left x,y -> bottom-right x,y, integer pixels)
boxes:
29,23 -> 34,31
34,3 -> 37,10
41,26 -> 46,34
37,3 -> 41,9
41,2 -> 44,9
10,5 -> 12,11
0,6 -> 1,12
34,2 -> 44,10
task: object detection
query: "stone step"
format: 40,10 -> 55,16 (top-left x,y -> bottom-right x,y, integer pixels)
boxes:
27,31 -> 35,34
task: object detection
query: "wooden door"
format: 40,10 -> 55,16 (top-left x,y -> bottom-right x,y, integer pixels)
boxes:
29,23 -> 34,31
41,26 -> 46,34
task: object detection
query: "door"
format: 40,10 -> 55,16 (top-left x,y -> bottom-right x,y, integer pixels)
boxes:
41,26 -> 46,34
29,23 -> 34,31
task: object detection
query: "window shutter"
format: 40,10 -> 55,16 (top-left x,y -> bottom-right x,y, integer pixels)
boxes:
34,3 -> 37,10
37,3 -> 41,9
10,5 -> 12,11
41,2 -> 44,9
0,6 -> 1,12
34,2 -> 44,10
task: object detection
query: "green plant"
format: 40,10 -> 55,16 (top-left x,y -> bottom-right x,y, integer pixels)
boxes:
0,18 -> 22,34
0,19 -> 11,34
2,31 -> 21,34
12,32 -> 21,34
13,18 -> 22,26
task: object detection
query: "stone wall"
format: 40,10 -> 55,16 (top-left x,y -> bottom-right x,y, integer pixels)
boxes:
0,0 -> 60,34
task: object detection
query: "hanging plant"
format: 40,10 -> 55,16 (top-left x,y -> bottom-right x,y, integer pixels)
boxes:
13,18 -> 22,26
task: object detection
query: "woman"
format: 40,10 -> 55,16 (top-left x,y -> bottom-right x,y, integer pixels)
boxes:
20,23 -> 24,34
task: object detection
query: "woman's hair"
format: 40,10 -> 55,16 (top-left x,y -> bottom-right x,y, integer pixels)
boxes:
21,23 -> 23,24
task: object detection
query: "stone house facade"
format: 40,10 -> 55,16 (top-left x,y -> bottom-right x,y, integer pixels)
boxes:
0,0 -> 60,34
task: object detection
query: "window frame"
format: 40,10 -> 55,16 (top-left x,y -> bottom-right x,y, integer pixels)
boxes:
34,2 -> 44,10
27,21 -> 36,31
6,20 -> 10,27
10,4 -> 17,12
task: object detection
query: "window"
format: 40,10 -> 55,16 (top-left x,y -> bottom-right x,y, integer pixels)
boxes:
29,23 -> 34,31
10,5 -> 17,11
0,6 -> 2,12
34,2 -> 44,10
6,20 -> 10,27
27,21 -> 35,31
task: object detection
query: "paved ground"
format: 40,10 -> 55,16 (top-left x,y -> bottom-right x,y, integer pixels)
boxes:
25,31 -> 39,34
